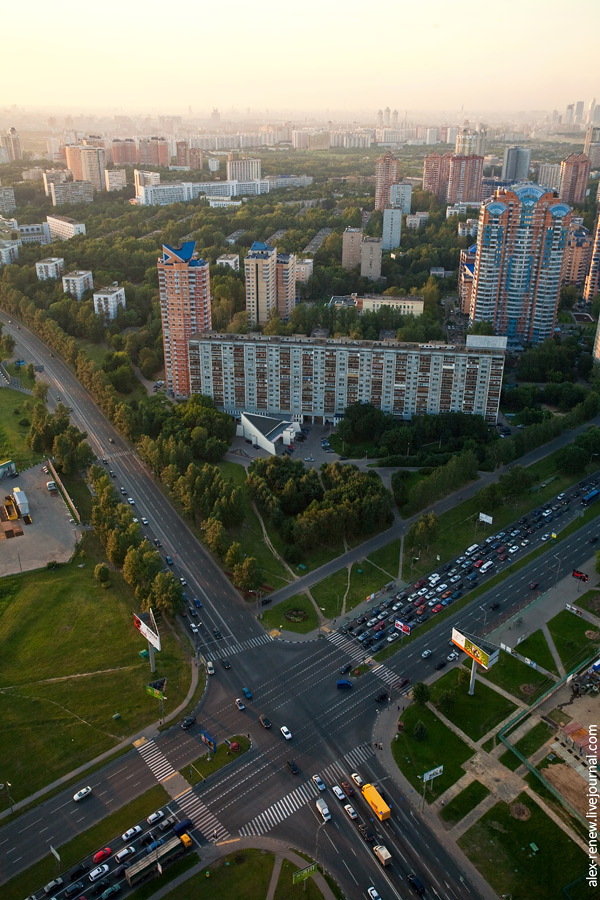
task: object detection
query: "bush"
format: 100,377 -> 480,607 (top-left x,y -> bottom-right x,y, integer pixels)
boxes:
18,418 -> 30,427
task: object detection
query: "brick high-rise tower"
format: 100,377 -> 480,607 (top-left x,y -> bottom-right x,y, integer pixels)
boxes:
375,151 -> 399,211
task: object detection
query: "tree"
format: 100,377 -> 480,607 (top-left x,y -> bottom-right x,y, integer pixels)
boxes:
232,556 -> 260,591
438,688 -> 456,713
413,720 -> 427,741
143,571 -> 183,616
456,666 -> 469,688
33,381 -> 48,403
94,563 -> 110,587
225,542 -> 244,569
412,682 -> 431,706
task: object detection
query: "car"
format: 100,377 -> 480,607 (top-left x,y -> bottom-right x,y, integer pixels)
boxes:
473,559 -> 484,569
287,759 -> 299,774
280,725 -> 292,740
421,649 -> 432,658
89,865 -> 110,882
447,651 -> 459,661
332,785 -> 346,801
179,576 -> 187,586
367,888 -> 381,900
590,536 -> 599,544
359,823 -> 375,842
190,623 -> 198,635
65,881 -> 85,898
93,848 -> 111,864
101,887 -> 121,900
121,825 -> 142,842
127,498 -> 135,505
221,659 -> 231,669
387,632 -> 400,642
154,538 -> 162,547
132,517 -> 139,524
344,803 -> 358,819
435,661 -> 447,670
193,597 -> 202,608
312,774 -> 326,791
340,663 -> 352,675
259,714 -> 272,728
114,846 -> 135,863
529,581 -> 539,590
188,605 -> 197,617
147,809 -> 164,825
235,698 -> 245,710
304,456 -> 315,462
499,553 -> 508,561
165,555 -> 174,565
213,628 -> 223,639
141,517 -> 149,526
375,691 -> 388,702
490,602 -> 501,610
340,780 -> 354,797
181,715 -> 196,730
70,863 -> 90,880
92,879 -> 111,896
521,539 -> 529,547
140,831 -> 157,846
73,786 -> 92,802
432,604 -> 444,614
242,687 -> 253,699
541,534 -> 550,542
350,772 -> 364,787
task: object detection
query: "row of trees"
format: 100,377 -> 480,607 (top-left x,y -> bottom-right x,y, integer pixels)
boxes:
27,402 -> 94,475
394,449 -> 479,514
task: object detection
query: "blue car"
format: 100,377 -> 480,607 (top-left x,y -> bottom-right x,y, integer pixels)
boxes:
165,555 -> 173,565
193,597 -> 202,608
242,687 -> 253,699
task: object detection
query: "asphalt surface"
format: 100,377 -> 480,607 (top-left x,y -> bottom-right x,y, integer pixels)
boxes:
0,313 -> 597,900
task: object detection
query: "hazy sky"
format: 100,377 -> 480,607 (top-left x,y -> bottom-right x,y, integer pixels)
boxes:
6,0 -> 600,116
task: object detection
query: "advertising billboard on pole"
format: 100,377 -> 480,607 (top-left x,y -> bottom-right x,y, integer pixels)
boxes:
452,627 -> 499,670
133,610 -> 161,651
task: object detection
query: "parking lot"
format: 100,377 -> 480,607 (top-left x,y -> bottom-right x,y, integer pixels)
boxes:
0,464 -> 83,577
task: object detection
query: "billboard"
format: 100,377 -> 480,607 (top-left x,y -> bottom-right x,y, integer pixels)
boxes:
133,609 -> 161,651
423,765 -> 443,782
146,678 -> 167,700
293,864 -> 317,885
395,619 -> 412,635
479,512 -> 493,525
452,627 -> 499,670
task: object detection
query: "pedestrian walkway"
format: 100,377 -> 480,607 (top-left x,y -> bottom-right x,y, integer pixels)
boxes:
176,788 -> 230,843
208,632 -> 273,661
542,624 -> 566,676
135,738 -> 176,782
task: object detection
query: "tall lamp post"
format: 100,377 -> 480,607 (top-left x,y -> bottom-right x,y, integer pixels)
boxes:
0,782 -> 14,813
553,554 -> 562,588
315,820 -> 327,874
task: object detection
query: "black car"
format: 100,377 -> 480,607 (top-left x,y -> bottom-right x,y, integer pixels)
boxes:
92,879 -> 111,897
65,881 -> 84,897
435,661 -> 447,670
154,538 -> 162,547
181,715 -> 196,730
222,659 -> 231,669
287,759 -> 299,774
69,863 -> 89,880
358,822 -> 375,842
490,602 -> 500,610
213,628 -> 222,638
375,691 -> 388,703
590,536 -> 598,544
340,663 -> 352,674
141,831 -> 156,846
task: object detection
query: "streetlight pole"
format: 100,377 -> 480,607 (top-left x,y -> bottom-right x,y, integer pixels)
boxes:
315,820 -> 327,874
0,782 -> 14,813
553,554 -> 561,588
479,605 -> 488,627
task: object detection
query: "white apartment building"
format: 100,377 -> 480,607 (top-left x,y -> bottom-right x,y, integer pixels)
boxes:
216,253 -> 240,271
62,270 -> 93,300
19,223 -> 51,245
36,257 -> 65,280
188,333 -> 506,424
226,157 -> 261,181
389,182 -> 412,215
43,169 -> 68,196
0,187 -> 16,213
47,215 -> 86,241
360,237 -> 382,281
458,219 -> 478,238
134,169 -> 161,195
382,207 -> 403,251
93,285 -> 126,320
245,242 -> 277,325
295,258 -> 314,283
104,169 -> 127,191
359,295 -> 424,316
537,163 -> 561,192
0,239 -> 19,266
50,181 -> 94,206
406,211 -> 430,229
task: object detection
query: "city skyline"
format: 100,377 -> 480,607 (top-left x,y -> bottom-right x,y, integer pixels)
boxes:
4,0 -> 599,114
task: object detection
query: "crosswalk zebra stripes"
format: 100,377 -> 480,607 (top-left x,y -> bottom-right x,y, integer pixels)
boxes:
207,632 -> 273,661
176,788 -> 229,843
371,662 -> 401,687
326,630 -> 366,664
137,739 -> 175,782
239,743 -> 374,837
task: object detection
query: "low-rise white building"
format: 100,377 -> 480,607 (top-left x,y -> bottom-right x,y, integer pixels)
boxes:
104,169 -> 127,191
47,215 -> 86,241
62,269 -> 93,300
216,253 -> 240,271
405,211 -> 430,229
93,284 -> 126,320
458,218 -> 478,238
19,222 -> 51,245
36,257 -> 65,280
0,239 -> 19,266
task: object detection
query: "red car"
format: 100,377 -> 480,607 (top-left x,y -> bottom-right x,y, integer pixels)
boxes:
473,559 -> 484,569
93,848 -> 112,864
413,579 -> 426,590
397,677 -> 410,689
416,605 -> 426,616
341,780 -> 354,796
529,581 -> 539,590
498,553 -> 508,562
432,604 -> 444,614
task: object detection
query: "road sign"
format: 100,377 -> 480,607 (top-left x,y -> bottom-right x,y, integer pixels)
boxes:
293,863 -> 317,884
423,765 -> 443,782
49,845 -> 61,862
146,678 -> 166,700
479,512 -> 493,524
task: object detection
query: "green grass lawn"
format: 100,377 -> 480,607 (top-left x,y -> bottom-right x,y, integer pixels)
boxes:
0,531 -> 190,808
5,361 -> 36,389
476,649 -> 552,703
160,848 -> 275,900
59,470 -> 94,523
499,720 -> 556,771
259,593 -> 319,633
183,736 -> 250,785
547,608 -> 600,669
514,630 -> 559,675
458,792 -> 589,900
0,388 -> 43,468
390,703 -> 474,801
274,858 -> 329,900
430,668 -> 518,741
439,780 -> 490,825
310,559 -> 394,619
2,784 -> 168,900
327,433 -> 378,459
75,338 -> 109,368
367,538 -> 401,579
128,855 -> 199,900
311,567 -> 349,619
574,588 -> 600,616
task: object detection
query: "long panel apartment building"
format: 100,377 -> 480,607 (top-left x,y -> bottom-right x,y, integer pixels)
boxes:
188,333 -> 506,424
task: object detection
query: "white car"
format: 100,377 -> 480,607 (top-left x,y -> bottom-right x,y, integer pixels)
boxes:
447,651 -> 459,661
312,775 -> 326,791
520,539 -> 529,547
190,623 -> 198,634
147,809 -> 164,825
73,786 -> 92,802
344,803 -> 358,819
280,725 -> 292,740
141,517 -> 149,526
368,889 -> 381,900
121,825 -> 142,842
332,785 -> 346,801
387,632 -> 399,642
421,649 -> 432,658
128,498 -> 135,505
541,533 -> 550,542
115,846 -> 135,863
350,772 -> 364,787
132,517 -> 139,524
89,865 -> 109,882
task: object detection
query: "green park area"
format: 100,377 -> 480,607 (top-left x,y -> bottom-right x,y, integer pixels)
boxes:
475,649 -> 552,704
0,531 -> 190,810
458,792 -> 590,900
574,588 -> 600,616
514,630 -> 560,675
0,387 -> 44,469
391,703 -> 474,801
259,593 -> 319,633
499,720 -> 557,771
439,780 -> 490,825
162,849 -> 275,900
367,538 -> 402,580
547,608 -> 600,669
310,559 -> 388,619
430,667 -> 517,740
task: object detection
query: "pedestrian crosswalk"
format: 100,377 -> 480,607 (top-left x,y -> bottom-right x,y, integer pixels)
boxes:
239,743 -> 374,837
137,739 -> 175,782
371,662 -> 400,687
208,632 -> 273,661
326,631 -> 366,664
176,788 -> 229,843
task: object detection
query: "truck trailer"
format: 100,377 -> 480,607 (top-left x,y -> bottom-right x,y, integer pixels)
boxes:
373,844 -> 392,866
12,487 -> 29,517
362,783 -> 391,821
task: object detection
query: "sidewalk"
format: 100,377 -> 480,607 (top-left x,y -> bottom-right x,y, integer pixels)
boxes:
0,659 -> 201,824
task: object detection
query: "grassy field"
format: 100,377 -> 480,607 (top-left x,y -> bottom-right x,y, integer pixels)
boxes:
183,735 -> 250,785
310,567 -> 349,619
430,668 -> 517,741
499,720 -> 556,771
2,784 -> 168,900
573,588 -> 600,615
5,361 -> 36,389
274,858 -> 329,900
310,558 -> 395,620
0,388 -> 43,469
160,848 -> 275,900
390,703 -> 474,801
476,649 -> 552,703
547,608 -> 600,669
59,470 -> 94,523
128,855 -> 198,900
0,531 -> 190,809
458,792 -> 589,900
367,538 -> 402,579
514,630 -> 560,675
439,780 -> 490,825
327,433 -> 379,459
259,593 -> 320,633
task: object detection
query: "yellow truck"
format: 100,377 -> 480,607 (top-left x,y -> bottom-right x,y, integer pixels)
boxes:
362,783 -> 391,821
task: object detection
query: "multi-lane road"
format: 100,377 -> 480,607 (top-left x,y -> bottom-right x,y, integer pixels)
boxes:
0,312 -> 595,900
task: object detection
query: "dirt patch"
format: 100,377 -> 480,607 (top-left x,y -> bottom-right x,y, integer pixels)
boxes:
584,629 -> 600,640
509,801 -> 531,821
540,762 -> 590,818
285,608 -> 308,623
583,594 -> 600,613
520,683 -> 539,697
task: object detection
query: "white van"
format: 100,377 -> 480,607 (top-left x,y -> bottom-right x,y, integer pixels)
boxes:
466,544 -> 479,556
316,798 -> 331,822
480,560 -> 493,574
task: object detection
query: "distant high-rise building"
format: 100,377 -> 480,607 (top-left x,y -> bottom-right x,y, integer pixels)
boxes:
575,101 -> 585,124
175,141 -> 190,167
42,169 -> 68,196
0,186 -> 17,213
383,107 -> 391,127
587,99 -> 597,125
65,145 -> 105,191
565,104 -> 575,125
537,163 -> 561,192
360,237 -> 382,281
376,109 -> 383,128
134,169 -> 160,195
50,181 -> 94,206
584,126 -> 600,169
382,207 -> 402,251
104,169 -> 127,191
446,155 -> 484,203
375,151 -> 400,211
455,127 -> 486,156
342,227 -> 363,269
501,146 -> 531,182
227,156 -> 261,181
584,215 -> 600,302
559,153 -> 591,205
469,184 -> 571,345
423,151 -> 452,201
112,139 -> 138,166
138,137 -> 169,167
561,224 -> 593,287
275,253 -> 297,319
458,244 -> 477,314
426,128 -> 438,145
2,127 -> 22,162
392,109 -> 398,127
157,242 -> 211,398
389,182 -> 412,215
245,242 -> 277,325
